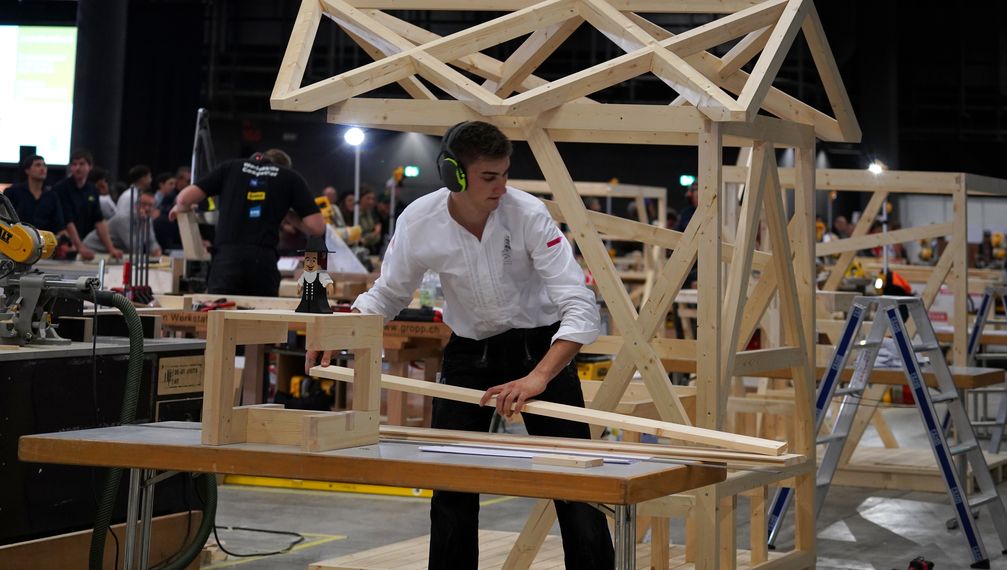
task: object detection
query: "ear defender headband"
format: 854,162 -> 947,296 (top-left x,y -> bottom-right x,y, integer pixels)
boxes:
438,121 -> 471,193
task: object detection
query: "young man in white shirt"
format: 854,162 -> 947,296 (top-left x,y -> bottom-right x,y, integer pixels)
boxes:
320,121 -> 614,568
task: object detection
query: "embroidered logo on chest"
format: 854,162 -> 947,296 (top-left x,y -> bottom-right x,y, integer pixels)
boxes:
502,235 -> 512,265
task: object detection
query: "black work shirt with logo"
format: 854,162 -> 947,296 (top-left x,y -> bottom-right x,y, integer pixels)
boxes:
53,178 -> 105,238
194,158 -> 319,249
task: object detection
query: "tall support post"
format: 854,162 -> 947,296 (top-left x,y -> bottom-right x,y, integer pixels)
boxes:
952,180 -> 968,365
693,120 -> 723,570
792,139 -> 817,555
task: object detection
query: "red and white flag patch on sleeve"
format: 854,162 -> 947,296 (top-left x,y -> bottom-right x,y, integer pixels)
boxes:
546,236 -> 562,248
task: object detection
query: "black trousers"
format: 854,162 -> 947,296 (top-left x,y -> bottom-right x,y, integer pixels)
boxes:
207,244 -> 280,297
429,323 -> 615,570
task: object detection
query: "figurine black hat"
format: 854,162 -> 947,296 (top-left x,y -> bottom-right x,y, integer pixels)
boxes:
298,235 -> 333,254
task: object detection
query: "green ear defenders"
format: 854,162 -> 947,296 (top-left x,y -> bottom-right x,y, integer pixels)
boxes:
438,121 -> 472,192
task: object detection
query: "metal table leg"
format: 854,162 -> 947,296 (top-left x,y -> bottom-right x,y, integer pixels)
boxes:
614,504 -> 636,570
124,468 -> 142,570
139,469 -> 156,570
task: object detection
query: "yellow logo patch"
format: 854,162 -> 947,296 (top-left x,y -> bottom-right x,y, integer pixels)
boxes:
246,191 -> 266,201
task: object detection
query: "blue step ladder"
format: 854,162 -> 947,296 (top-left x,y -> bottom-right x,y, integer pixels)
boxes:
766,296 -> 1007,569
965,286 -> 1007,453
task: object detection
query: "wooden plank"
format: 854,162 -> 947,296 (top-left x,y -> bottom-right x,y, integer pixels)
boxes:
952,181 -> 968,364
202,312 -> 236,445
505,49 -> 654,116
656,0 -> 787,59
340,27 -> 436,100
271,0 -> 322,100
719,140 -> 769,408
732,347 -> 804,376
176,211 -> 210,261
719,495 -> 737,570
736,0 -> 808,121
749,487 -> 769,564
486,18 -> 582,97
718,116 -> 815,148
502,502 -> 556,569
696,119 -> 723,430
718,25 -> 772,78
316,366 -> 788,456
305,410 -> 380,451
815,222 -> 952,257
723,165 -> 966,195
801,1 -> 861,142
532,453 -> 603,468
381,425 -> 804,466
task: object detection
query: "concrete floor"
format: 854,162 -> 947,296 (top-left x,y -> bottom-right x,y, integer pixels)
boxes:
197,406 -> 1007,569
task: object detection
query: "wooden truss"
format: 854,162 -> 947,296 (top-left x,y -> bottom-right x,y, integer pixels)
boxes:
724,166 -> 1007,365
273,1 -> 860,568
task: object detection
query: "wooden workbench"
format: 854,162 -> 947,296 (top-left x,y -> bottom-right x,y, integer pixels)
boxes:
19,422 -> 724,570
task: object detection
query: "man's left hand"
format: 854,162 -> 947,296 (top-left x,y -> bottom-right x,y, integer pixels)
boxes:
108,247 -> 124,260
480,373 -> 549,418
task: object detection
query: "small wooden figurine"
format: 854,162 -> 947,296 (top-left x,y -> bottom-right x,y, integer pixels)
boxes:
296,235 -> 335,313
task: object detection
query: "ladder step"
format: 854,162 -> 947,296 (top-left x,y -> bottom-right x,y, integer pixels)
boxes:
835,386 -> 864,396
816,433 -> 848,445
912,343 -> 941,352
852,340 -> 881,350
971,420 -> 1005,427
968,491 -> 1001,509
985,318 -> 1007,325
949,441 -> 979,456
931,391 -> 959,404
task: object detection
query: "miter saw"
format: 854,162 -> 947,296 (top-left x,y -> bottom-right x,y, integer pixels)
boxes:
0,193 -> 98,345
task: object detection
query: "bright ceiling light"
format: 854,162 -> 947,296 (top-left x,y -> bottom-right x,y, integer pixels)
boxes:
344,127 -> 365,146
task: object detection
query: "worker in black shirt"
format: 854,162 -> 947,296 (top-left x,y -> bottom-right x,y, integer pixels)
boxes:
52,148 -> 122,260
169,149 -> 325,296
4,155 -> 65,234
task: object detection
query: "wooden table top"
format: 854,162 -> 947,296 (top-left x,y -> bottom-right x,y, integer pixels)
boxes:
18,422 -> 723,505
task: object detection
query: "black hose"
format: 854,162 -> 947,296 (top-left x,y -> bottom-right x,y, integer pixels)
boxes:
68,290 -> 215,570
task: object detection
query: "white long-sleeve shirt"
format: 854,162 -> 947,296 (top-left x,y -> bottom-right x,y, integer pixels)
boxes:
353,187 -> 599,345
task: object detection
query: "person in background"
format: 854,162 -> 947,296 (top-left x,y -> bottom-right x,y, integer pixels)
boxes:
337,191 -> 355,231
356,186 -> 382,254
169,149 -> 324,296
84,187 -> 161,257
90,167 -> 117,220
174,166 -> 191,191
833,215 -> 852,239
53,148 -> 122,260
152,172 -> 177,211
115,164 -> 153,216
4,154 -> 65,234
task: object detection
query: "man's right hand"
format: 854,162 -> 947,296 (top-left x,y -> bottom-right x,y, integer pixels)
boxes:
78,245 -> 96,261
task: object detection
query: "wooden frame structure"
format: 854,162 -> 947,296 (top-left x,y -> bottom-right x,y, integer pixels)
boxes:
200,310 -> 383,451
514,178 -> 668,306
271,1 -> 861,568
723,166 -> 1007,365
